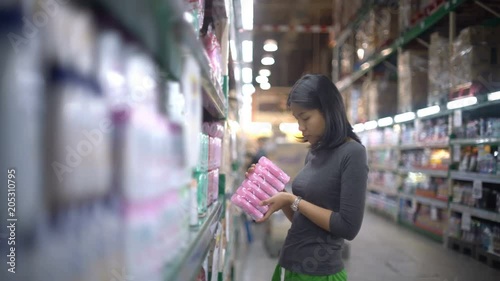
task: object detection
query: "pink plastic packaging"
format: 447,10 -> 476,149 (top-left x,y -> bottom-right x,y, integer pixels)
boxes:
231,194 -> 264,220
236,187 -> 269,214
258,156 -> 291,184
248,173 -> 278,196
254,165 -> 285,192
242,179 -> 269,201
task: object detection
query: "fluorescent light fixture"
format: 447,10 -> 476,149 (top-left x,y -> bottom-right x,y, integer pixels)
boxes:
242,84 -> 255,96
357,49 -> 365,60
242,40 -> 253,63
360,63 -> 370,70
259,69 -> 271,76
241,0 -> 253,30
446,96 -> 477,110
394,112 -> 416,123
416,105 -> 440,118
242,67 -> 252,84
364,120 -> 378,130
242,94 -> 252,104
255,75 -> 268,84
381,48 -> 392,56
377,117 -> 394,127
261,55 -> 275,65
353,123 -> 365,133
263,39 -> 278,52
279,122 -> 299,134
488,91 -> 500,101
234,66 -> 240,82
230,39 -> 237,60
183,12 -> 194,24
260,82 -> 271,90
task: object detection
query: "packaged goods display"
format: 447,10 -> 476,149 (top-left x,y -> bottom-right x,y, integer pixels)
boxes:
400,148 -> 450,170
368,171 -> 400,192
416,117 -> 449,143
454,118 -> 500,139
448,215 -> 500,255
452,182 -> 500,212
363,77 -> 398,120
457,145 -> 499,175
368,149 -> 399,169
402,173 -> 448,200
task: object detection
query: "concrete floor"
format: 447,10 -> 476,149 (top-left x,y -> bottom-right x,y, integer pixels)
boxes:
237,210 -> 499,281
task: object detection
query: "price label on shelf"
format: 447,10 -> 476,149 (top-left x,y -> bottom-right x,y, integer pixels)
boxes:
453,144 -> 461,162
472,180 -> 482,199
461,212 -> 471,231
453,110 -> 462,128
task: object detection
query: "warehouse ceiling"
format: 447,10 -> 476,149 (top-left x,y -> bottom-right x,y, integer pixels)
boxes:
252,0 -> 334,87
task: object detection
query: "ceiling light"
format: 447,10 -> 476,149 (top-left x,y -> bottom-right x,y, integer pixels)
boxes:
357,49 -> 365,60
352,123 -> 365,133
259,69 -> 271,76
255,75 -> 268,84
377,117 -> 393,127
242,84 -> 255,96
183,12 -> 194,24
488,91 -> 500,101
381,48 -> 392,56
242,67 -> 252,84
394,112 -> 415,123
261,55 -> 275,65
260,82 -> 271,90
416,105 -> 440,118
230,39 -> 237,60
241,0 -> 253,30
242,40 -> 253,63
446,96 -> 477,110
263,39 -> 278,52
360,62 -> 370,70
364,120 -> 378,130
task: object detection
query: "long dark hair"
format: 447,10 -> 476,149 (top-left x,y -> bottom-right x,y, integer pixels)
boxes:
287,74 -> 361,151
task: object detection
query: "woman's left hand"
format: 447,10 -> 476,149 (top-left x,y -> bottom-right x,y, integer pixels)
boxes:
256,192 -> 296,223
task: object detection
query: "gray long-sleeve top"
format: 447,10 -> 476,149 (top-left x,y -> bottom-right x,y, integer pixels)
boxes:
279,140 -> 368,276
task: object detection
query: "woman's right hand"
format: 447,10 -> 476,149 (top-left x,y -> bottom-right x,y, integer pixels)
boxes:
245,164 -> 256,178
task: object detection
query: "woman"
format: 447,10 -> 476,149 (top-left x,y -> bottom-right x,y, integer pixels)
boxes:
246,74 -> 368,281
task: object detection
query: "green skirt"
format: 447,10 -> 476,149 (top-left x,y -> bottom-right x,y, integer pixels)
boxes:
271,264 -> 347,281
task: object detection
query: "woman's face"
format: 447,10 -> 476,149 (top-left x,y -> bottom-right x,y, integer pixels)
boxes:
290,103 -> 326,145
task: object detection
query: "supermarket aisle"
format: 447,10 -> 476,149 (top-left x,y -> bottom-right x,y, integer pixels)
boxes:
239,210 -> 499,281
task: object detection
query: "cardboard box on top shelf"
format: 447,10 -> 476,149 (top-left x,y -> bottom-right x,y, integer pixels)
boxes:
450,42 -> 500,91
352,83 -> 368,124
457,26 -> 500,46
364,77 -> 398,120
398,50 -> 429,113
428,32 -> 450,106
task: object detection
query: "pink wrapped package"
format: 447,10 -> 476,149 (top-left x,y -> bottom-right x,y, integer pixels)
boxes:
242,179 -> 269,201
236,187 -> 269,214
258,156 -> 291,184
254,165 -> 285,192
248,173 -> 278,196
231,194 -> 264,220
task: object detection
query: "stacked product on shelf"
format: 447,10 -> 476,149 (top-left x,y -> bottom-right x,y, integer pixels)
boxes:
398,50 -> 428,113
363,75 -> 398,121
428,32 -> 450,105
450,26 -> 500,99
0,1 -> 236,281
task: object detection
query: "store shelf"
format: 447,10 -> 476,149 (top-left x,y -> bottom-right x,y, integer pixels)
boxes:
91,0 -> 226,120
449,203 -> 500,223
450,171 -> 500,184
398,193 -> 448,209
369,164 -> 399,173
367,144 -> 398,151
399,167 -> 448,178
399,141 -> 449,150
368,184 -> 399,196
450,138 -> 500,146
336,0 -> 467,91
166,201 -> 223,281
